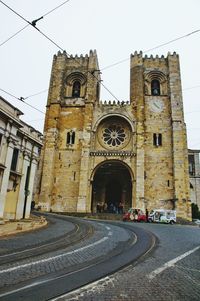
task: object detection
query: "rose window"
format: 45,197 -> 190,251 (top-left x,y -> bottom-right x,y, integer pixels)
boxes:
97,117 -> 131,150
102,125 -> 126,147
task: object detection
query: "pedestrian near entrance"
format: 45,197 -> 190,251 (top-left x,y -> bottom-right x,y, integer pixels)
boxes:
96,202 -> 100,213
118,202 -> 124,214
146,208 -> 149,222
103,202 -> 108,212
31,200 -> 35,210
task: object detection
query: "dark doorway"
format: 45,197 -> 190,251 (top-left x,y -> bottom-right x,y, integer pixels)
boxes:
106,179 -> 122,212
91,161 -> 132,213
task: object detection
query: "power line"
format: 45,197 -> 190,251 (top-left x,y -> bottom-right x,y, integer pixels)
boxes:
183,85 -> 200,91
0,0 -> 71,47
43,0 -> 71,18
185,110 -> 200,115
101,29 -> 200,71
1,1 -> 200,103
0,24 -> 29,47
24,89 -> 48,100
0,0 -> 121,102
0,88 -> 45,114
25,118 -> 45,122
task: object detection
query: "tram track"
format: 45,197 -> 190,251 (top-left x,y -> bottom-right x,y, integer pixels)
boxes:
0,216 -> 156,301
0,213 -> 94,266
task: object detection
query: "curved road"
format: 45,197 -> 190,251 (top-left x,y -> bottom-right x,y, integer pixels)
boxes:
0,213 -> 154,301
60,221 -> 200,301
1,214 -> 199,301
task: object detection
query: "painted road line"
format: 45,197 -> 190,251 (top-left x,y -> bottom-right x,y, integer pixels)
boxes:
0,236 -> 108,275
51,276 -> 112,301
147,245 -> 200,280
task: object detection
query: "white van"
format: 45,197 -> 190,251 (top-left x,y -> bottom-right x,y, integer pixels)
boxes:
148,209 -> 176,224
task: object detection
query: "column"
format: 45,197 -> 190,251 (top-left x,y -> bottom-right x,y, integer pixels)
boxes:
24,157 -> 38,218
77,148 -> 90,212
0,141 -> 14,218
135,148 -> 145,209
15,152 -> 30,219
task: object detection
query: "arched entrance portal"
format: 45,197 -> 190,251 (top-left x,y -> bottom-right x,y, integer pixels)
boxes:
91,161 -> 132,213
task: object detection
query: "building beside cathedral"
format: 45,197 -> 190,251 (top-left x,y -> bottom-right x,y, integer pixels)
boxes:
38,50 -> 191,220
0,96 -> 43,220
188,149 -> 200,209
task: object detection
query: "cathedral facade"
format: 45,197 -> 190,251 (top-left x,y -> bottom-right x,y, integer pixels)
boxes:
38,50 -> 191,220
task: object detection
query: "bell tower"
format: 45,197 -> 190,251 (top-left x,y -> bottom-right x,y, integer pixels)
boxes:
130,51 -> 191,219
39,50 -> 101,212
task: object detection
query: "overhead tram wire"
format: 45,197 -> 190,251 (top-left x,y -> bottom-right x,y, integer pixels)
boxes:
24,89 -> 48,100
101,29 -> 200,71
0,0 -> 121,102
42,0 -> 71,18
1,1 -> 200,102
0,88 -> 45,114
183,84 -> 200,91
0,0 -> 71,48
0,24 -> 29,47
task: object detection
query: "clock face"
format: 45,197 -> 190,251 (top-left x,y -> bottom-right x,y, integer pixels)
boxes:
149,98 -> 164,113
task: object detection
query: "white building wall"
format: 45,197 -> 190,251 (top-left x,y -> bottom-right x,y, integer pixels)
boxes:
0,96 -> 43,220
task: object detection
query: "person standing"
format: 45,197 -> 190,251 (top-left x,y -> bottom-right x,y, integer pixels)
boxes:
118,202 -> 124,214
146,208 -> 149,222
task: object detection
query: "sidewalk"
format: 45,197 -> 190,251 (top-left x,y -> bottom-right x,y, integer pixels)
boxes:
0,214 -> 47,237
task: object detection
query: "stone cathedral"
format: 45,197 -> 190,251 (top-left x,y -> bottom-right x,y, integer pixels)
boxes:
38,50 -> 191,220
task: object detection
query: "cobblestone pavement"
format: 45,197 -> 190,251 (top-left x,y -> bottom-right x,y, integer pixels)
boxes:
54,223 -> 200,301
0,217 -> 133,291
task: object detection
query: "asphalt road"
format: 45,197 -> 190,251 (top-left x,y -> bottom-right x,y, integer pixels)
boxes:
56,222 -> 200,301
0,214 -> 200,301
0,214 -> 154,301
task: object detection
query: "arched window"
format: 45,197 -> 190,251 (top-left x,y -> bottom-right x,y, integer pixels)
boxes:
153,133 -> 162,146
151,80 -> 160,96
67,130 -> 75,145
72,81 -> 81,97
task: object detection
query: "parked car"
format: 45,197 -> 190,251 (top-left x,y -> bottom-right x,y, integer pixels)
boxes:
193,219 -> 200,225
123,208 -> 146,222
148,209 -> 176,224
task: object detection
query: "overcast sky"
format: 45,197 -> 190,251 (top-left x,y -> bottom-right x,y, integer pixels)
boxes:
0,0 -> 200,149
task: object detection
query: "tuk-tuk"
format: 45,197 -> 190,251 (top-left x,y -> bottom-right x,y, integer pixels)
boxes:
123,208 -> 146,222
148,209 -> 176,224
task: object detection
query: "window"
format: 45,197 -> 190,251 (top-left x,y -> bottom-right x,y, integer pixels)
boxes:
0,133 -> 2,150
153,133 -> 162,146
67,131 -> 75,145
188,155 -> 195,176
11,148 -> 19,171
102,125 -> 126,147
151,80 -> 160,96
72,81 -> 81,97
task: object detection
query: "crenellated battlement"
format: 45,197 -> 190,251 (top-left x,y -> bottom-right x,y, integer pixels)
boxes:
54,49 -> 97,60
131,51 -> 179,63
144,54 -> 166,61
130,51 -> 180,71
99,100 -> 130,107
